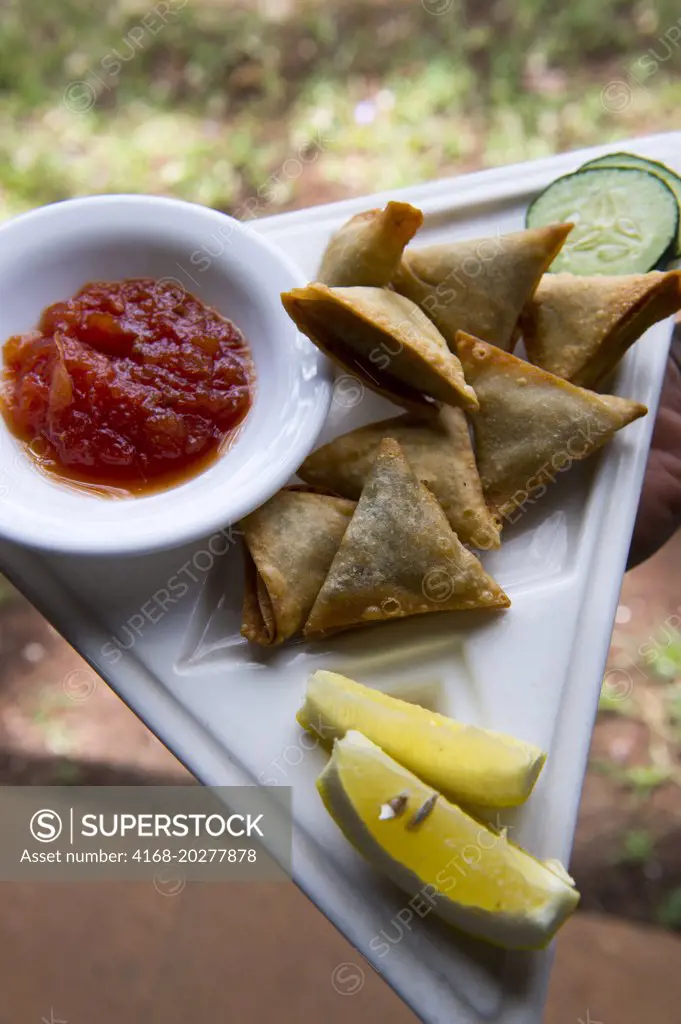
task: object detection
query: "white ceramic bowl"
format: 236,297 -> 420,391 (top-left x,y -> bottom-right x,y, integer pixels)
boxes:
0,195 -> 332,554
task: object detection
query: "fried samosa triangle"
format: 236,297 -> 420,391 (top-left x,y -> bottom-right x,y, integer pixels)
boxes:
456,333 -> 647,517
521,270 -> 681,388
304,438 -> 509,638
299,406 -> 501,549
281,284 -> 478,411
393,223 -> 572,351
318,201 -> 424,287
240,489 -> 355,645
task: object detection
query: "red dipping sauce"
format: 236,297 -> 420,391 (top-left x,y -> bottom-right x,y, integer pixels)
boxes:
1,279 -> 254,495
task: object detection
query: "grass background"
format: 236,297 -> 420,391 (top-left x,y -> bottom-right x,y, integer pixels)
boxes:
0,0 -> 680,219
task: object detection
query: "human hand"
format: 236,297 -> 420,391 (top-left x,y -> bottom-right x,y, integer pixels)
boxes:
628,323 -> 681,568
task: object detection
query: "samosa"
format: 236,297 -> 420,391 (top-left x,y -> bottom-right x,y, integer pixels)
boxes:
304,438 -> 509,638
521,270 -> 681,388
456,332 -> 647,518
393,224 -> 572,351
299,406 -> 501,549
318,201 -> 424,287
281,283 -> 478,411
240,489 -> 355,645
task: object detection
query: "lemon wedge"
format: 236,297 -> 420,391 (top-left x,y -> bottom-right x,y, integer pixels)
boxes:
299,670 -> 546,807
318,731 -> 579,950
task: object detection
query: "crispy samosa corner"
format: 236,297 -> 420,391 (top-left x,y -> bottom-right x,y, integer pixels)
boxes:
303,438 -> 509,638
521,270 -> 681,388
318,201 -> 424,287
299,407 -> 501,549
456,332 -> 647,517
281,283 -> 478,411
393,223 -> 572,352
240,489 -> 355,645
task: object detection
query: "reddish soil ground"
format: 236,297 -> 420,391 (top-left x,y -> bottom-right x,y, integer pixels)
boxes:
2,429 -> 681,1024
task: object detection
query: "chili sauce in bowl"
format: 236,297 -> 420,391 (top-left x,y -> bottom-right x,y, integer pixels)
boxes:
2,278 -> 254,496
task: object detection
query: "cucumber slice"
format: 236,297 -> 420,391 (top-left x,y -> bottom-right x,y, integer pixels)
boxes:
581,152 -> 681,256
526,167 -> 679,275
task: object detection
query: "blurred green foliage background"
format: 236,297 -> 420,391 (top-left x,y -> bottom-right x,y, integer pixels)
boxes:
0,0 -> 679,217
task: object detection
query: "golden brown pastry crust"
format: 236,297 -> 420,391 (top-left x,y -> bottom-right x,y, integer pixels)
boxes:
281,283 -> 479,412
318,201 -> 424,287
521,270 -> 681,387
304,438 -> 509,638
456,332 -> 647,516
393,224 -> 572,351
240,489 -> 355,645
299,407 -> 501,549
